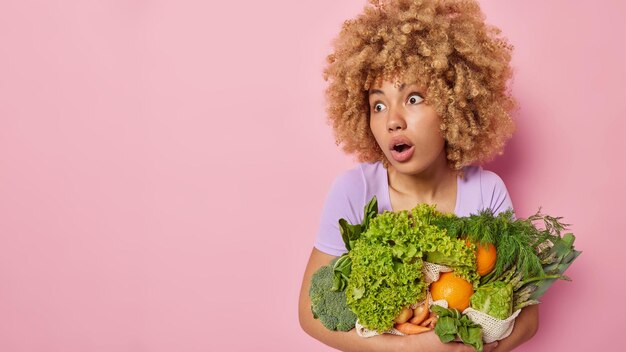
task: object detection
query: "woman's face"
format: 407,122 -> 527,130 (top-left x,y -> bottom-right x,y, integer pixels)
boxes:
368,79 -> 447,175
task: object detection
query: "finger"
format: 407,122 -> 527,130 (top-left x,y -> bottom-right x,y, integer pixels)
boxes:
450,343 -> 474,352
484,341 -> 499,352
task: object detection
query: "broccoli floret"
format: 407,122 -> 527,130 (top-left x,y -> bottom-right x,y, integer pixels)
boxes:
309,258 -> 357,331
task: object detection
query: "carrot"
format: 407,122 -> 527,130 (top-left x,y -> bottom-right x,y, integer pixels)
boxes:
423,312 -> 438,328
419,316 -> 435,327
428,316 -> 438,329
394,306 -> 414,324
409,302 -> 429,325
394,322 -> 432,335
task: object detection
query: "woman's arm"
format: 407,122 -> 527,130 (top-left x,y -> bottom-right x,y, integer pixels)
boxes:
298,248 -> 487,352
492,305 -> 539,352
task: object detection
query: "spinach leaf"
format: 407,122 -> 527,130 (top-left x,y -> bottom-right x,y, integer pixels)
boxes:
432,305 -> 484,352
332,254 -> 352,291
434,316 -> 458,343
458,315 -> 483,352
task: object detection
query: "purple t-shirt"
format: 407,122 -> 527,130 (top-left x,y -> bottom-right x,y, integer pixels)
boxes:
314,162 -> 514,256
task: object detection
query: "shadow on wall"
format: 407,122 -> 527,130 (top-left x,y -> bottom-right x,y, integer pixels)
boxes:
484,91 -> 544,215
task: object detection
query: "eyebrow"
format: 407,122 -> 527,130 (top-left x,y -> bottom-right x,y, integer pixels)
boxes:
368,83 -> 408,96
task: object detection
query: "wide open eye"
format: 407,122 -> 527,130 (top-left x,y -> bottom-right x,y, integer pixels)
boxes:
407,93 -> 424,105
373,102 -> 386,112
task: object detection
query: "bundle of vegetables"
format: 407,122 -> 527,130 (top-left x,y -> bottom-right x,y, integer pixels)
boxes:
309,196 -> 580,351
436,208 -> 581,313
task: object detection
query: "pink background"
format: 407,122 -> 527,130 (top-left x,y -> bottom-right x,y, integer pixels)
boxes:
0,0 -> 624,351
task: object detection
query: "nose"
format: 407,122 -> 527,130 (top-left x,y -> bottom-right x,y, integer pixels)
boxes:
386,108 -> 407,132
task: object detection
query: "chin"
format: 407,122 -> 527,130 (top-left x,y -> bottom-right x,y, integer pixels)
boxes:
388,160 -> 428,175
387,156 -> 443,176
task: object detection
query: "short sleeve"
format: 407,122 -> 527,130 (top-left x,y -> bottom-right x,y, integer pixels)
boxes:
480,170 -> 515,216
313,170 -> 366,256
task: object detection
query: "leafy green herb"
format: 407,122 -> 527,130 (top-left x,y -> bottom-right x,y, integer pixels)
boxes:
432,209 -> 563,281
435,316 -> 459,343
431,305 -> 484,352
457,315 -> 484,352
332,255 -> 352,292
339,219 -> 361,252
332,197 -> 379,291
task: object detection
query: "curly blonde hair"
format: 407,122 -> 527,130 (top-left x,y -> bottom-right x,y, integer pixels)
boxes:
323,0 -> 516,170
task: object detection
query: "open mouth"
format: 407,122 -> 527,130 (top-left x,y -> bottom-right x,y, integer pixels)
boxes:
389,137 -> 415,162
393,143 -> 411,153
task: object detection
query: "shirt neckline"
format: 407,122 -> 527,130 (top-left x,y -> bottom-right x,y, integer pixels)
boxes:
381,167 -> 462,215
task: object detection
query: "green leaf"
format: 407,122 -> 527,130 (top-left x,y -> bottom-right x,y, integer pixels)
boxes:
562,233 -> 575,247
470,281 -> 513,320
362,196 -> 378,231
431,304 -> 452,317
434,316 -> 458,343
526,234 -> 581,301
339,219 -> 362,251
332,254 -> 352,292
339,219 -> 351,251
432,306 -> 483,351
426,250 -> 468,268
458,315 -> 483,352
334,254 -> 352,274
352,286 -> 364,300
406,244 -> 417,258
332,273 -> 345,292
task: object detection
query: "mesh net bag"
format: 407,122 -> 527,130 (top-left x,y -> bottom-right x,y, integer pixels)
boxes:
422,261 -> 452,283
424,261 -> 521,342
355,320 -> 405,337
354,261 -> 520,342
355,292 -> 440,337
462,308 -> 521,343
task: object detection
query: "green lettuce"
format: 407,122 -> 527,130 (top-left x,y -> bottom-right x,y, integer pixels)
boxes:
469,281 -> 513,320
412,205 -> 479,286
332,197 -> 379,292
346,208 -> 431,332
345,203 -> 483,332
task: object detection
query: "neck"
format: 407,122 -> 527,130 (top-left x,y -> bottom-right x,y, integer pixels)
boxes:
387,151 -> 456,201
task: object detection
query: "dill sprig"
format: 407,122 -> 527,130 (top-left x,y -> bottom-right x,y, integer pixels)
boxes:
464,210 -> 503,246
481,209 -> 566,282
430,213 -> 466,239
435,208 -> 567,281
421,206 -> 572,284
527,209 -> 570,241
